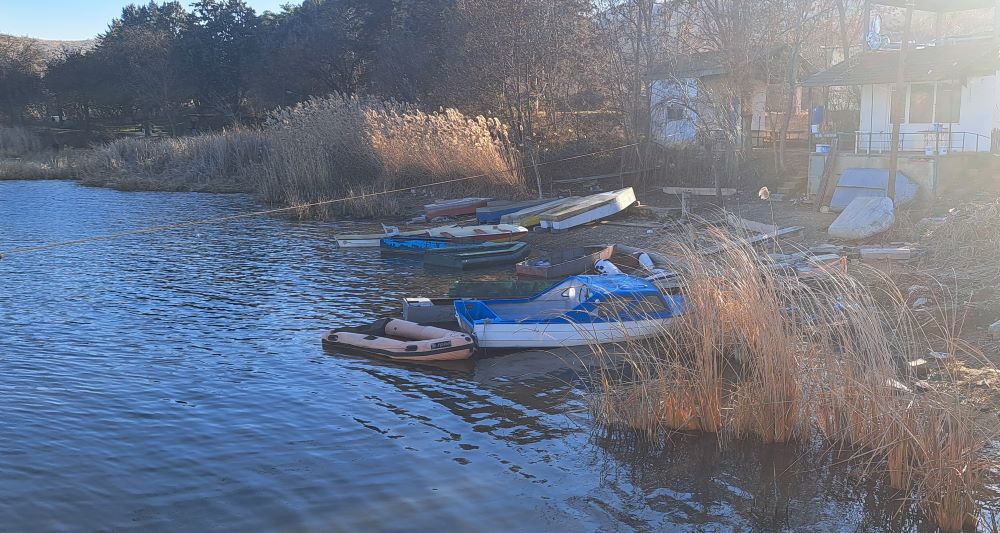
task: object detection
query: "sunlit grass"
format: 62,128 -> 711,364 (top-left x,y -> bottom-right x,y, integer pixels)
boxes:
588,226 -> 996,532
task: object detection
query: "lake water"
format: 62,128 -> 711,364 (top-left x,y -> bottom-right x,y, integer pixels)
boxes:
0,180 -> 951,531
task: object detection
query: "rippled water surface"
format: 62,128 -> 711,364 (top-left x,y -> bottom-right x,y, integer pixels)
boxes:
1,181 -> 939,531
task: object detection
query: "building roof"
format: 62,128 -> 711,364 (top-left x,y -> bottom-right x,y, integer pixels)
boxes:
648,51 -> 728,79
802,41 -> 1000,86
647,47 -> 814,81
874,0 -> 994,12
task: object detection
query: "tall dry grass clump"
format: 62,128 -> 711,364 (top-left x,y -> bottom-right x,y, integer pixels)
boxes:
256,94 -> 525,217
0,127 -> 80,181
76,130 -> 268,192
0,126 -> 42,157
589,227 -> 996,531
71,94 -> 525,217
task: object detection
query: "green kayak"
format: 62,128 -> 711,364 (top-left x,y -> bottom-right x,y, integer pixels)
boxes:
423,241 -> 530,270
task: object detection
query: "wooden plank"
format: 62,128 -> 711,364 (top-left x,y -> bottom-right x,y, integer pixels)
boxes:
663,186 -> 737,196
815,144 -> 839,211
724,212 -> 779,234
599,220 -> 663,229
859,246 -> 914,260
700,226 -> 804,256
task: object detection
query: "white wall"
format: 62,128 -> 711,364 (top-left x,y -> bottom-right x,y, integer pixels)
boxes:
857,76 -> 996,153
650,79 -> 698,144
651,78 -> 769,146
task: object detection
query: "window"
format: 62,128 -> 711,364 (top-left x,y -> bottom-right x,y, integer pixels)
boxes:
908,83 -> 935,123
936,82 -> 962,123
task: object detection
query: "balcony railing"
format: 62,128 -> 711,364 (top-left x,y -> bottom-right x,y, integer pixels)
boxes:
829,131 -> 994,155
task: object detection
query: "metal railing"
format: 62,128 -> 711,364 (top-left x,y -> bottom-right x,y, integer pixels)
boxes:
832,131 -> 994,155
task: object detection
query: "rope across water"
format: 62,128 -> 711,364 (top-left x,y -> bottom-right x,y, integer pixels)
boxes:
0,143 -> 641,258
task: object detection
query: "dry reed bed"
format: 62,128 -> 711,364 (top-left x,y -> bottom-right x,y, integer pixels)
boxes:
75,94 -> 526,217
589,227 -> 997,532
0,126 -> 41,157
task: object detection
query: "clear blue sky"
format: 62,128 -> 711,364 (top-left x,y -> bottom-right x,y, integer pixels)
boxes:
0,0 -> 289,40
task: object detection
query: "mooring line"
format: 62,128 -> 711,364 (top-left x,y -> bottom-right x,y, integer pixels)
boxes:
0,142 -> 640,258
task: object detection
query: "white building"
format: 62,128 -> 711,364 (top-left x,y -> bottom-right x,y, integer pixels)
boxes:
648,50 -> 810,148
803,39 -> 999,154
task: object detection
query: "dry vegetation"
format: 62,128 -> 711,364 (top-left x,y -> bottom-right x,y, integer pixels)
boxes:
589,227 -> 997,532
0,126 -> 79,181
71,94 -> 526,217
0,126 -> 41,157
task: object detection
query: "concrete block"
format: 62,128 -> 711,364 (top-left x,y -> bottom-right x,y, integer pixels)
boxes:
828,197 -> 894,240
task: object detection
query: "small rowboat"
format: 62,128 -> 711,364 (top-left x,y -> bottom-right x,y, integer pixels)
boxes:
455,275 -> 683,349
425,224 -> 528,243
424,197 -> 491,220
380,236 -> 484,256
423,241 -> 530,270
335,224 -> 427,248
538,188 -> 636,231
501,197 -> 577,227
322,318 -> 475,361
515,245 -> 615,279
476,199 -> 553,224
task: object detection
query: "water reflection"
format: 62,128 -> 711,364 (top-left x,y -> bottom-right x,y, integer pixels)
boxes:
0,181 -> 965,531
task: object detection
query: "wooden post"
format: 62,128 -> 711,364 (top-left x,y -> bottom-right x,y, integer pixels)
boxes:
531,149 -> 544,200
886,2 -> 913,202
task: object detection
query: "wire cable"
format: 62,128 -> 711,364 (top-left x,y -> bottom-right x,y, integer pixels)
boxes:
0,142 -> 640,258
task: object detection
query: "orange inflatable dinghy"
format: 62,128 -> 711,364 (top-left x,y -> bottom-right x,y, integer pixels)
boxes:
322,318 -> 475,361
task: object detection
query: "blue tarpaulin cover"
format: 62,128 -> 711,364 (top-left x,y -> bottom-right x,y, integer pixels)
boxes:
830,168 -> 919,212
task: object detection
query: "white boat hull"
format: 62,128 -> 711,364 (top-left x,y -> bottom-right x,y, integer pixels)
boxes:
463,317 -> 671,349
539,188 -> 636,231
335,230 -> 426,248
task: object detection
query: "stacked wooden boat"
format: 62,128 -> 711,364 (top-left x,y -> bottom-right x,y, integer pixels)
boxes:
424,197 -> 490,220
476,199 -> 553,224
500,198 -> 576,227
538,187 -> 636,231
496,188 -> 636,230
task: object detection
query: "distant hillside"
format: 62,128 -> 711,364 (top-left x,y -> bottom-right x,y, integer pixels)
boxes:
0,34 -> 94,60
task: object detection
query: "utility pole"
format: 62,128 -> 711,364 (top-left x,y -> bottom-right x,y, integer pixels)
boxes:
886,2 -> 914,202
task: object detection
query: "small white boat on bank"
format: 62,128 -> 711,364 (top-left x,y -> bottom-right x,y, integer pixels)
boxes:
425,224 -> 528,242
538,187 -> 636,231
336,223 -> 527,248
335,225 -> 427,248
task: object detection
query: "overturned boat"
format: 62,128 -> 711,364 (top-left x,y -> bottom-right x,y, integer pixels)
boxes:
538,187 -> 636,231
455,274 -> 683,349
322,318 -> 475,361
476,199 -> 554,224
424,197 -> 491,220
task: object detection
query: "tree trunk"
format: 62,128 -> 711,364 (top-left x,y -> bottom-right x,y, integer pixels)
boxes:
778,5 -> 805,175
